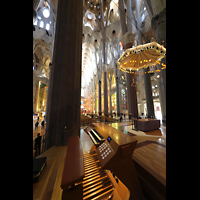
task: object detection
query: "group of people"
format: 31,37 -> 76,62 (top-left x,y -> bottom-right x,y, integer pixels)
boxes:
35,120 -> 45,130
119,113 -> 126,122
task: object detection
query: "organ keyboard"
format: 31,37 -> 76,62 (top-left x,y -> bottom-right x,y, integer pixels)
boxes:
84,122 -> 146,200
87,128 -> 105,147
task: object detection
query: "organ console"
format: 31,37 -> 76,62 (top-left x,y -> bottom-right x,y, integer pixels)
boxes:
84,122 -> 146,200
61,122 -> 145,200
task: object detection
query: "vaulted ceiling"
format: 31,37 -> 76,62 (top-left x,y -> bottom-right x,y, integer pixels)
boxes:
34,0 -> 156,89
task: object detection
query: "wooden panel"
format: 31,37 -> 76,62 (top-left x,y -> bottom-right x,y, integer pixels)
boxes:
33,146 -> 67,200
106,170 -> 130,200
133,143 -> 166,186
120,144 -> 131,158
61,136 -> 84,189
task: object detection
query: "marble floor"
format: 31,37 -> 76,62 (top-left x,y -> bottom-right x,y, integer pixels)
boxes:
109,122 -> 166,142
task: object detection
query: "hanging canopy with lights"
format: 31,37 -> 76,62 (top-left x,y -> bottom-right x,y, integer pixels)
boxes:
116,42 -> 166,73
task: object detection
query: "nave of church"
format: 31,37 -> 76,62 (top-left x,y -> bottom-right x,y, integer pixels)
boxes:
33,0 -> 166,199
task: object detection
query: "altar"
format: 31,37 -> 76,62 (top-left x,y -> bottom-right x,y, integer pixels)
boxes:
134,118 -> 160,131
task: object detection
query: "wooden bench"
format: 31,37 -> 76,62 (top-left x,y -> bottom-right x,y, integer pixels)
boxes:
61,136 -> 85,199
100,116 -> 119,123
80,116 -> 96,125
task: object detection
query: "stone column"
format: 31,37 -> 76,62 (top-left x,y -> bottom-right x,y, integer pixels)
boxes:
127,0 -> 138,34
110,36 -> 121,117
119,0 -> 138,119
95,90 -> 97,114
155,67 -> 166,121
116,76 -> 121,116
126,0 -> 134,33
151,8 -> 166,46
33,75 -> 39,113
119,0 -> 127,34
97,43 -> 103,116
148,0 -> 166,90
116,38 -> 121,117
94,44 -> 102,116
103,64 -> 108,116
94,74 -> 97,114
143,67 -> 155,118
121,32 -> 138,119
98,80 -> 102,115
46,0 -> 82,149
159,58 -> 166,98
91,79 -> 94,113
88,82 -> 92,112
108,71 -> 113,116
33,0 -> 40,11
148,1 -> 166,120
98,53 -> 102,116
44,63 -> 52,122
135,0 -> 142,44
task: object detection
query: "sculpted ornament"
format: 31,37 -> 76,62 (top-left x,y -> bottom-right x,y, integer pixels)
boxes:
120,32 -> 136,47
102,64 -> 108,72
131,74 -> 135,87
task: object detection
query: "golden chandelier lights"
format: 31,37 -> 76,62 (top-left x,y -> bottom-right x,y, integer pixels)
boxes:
117,42 -> 166,73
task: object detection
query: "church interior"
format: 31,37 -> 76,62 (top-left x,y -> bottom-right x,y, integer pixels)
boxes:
33,0 -> 166,199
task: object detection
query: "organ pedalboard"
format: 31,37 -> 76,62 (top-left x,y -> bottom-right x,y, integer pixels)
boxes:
83,123 -> 146,200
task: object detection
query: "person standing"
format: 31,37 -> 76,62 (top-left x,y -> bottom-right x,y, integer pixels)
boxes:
35,121 -> 39,130
41,120 -> 44,129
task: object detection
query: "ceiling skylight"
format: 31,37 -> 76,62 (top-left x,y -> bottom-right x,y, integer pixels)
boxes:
87,12 -> 93,20
43,8 -> 50,18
